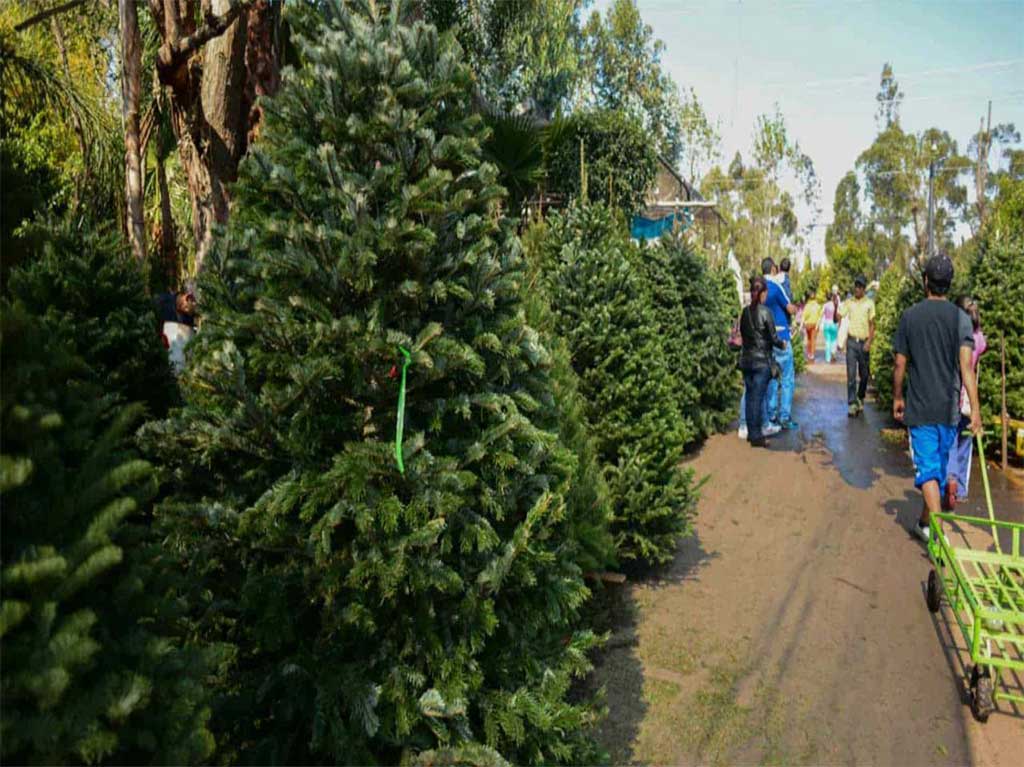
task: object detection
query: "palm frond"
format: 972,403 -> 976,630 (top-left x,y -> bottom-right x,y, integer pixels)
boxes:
482,108 -> 545,211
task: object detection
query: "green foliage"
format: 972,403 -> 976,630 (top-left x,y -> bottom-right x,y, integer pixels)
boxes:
545,108 -> 657,216
870,265 -> 922,413
701,148 -> 809,278
420,0 -> 583,119
580,0 -> 682,162
535,204 -> 697,564
794,264 -> 826,303
482,111 -> 544,213
142,4 -> 606,762
856,121 -> 966,269
521,224 -> 617,573
7,224 -> 175,416
827,238 -> 875,295
646,236 -> 741,441
824,171 -> 863,258
970,178 -> 1024,420
792,320 -> 807,375
0,138 -> 63,276
0,303 -> 213,765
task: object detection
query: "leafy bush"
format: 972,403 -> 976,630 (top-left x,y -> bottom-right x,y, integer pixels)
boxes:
142,4 -> 606,763
534,204 -> 697,565
870,264 -> 921,414
792,319 -> 807,374
646,236 -> 740,441
545,108 -> 657,216
970,178 -> 1024,421
7,224 -> 175,416
827,238 -> 874,295
0,303 -> 213,765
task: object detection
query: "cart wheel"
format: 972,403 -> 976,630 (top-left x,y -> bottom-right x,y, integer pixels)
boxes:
970,667 -> 995,723
926,569 -> 941,613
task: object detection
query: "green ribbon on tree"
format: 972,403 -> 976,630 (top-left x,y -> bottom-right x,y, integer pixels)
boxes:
395,345 -> 411,474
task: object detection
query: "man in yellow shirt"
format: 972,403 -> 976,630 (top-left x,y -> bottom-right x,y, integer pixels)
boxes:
801,293 -> 823,363
838,275 -> 876,416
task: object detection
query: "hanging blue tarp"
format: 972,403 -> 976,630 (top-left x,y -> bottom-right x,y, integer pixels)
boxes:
630,213 -> 675,242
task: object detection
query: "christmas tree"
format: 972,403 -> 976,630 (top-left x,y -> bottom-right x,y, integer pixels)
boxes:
970,178 -> 1024,422
0,302 -> 213,765
143,2 -> 606,762
534,203 -> 697,565
7,224 -> 175,416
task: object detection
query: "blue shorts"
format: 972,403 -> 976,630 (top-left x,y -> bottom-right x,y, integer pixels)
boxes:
909,424 -> 958,493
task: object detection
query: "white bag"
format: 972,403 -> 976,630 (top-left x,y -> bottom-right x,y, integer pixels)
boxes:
162,321 -> 194,374
836,316 -> 850,351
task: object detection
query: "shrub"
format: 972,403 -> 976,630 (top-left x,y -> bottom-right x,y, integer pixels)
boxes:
534,204 -> 697,565
7,224 -> 175,416
544,108 -> 657,216
646,236 -> 740,441
0,303 -> 213,765
970,178 -> 1024,421
141,4 -> 606,762
870,264 -> 921,414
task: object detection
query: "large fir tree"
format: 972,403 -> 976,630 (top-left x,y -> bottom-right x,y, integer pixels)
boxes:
143,3 -> 606,762
0,303 -> 213,765
534,204 -> 697,565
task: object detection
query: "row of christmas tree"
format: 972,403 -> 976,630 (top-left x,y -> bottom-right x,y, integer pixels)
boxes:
1,4 -> 739,764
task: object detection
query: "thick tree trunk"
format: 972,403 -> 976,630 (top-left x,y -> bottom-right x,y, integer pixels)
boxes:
155,0 -> 280,273
119,0 -> 146,263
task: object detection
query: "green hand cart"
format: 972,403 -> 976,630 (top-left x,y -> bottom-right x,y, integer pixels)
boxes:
925,433 -> 1024,722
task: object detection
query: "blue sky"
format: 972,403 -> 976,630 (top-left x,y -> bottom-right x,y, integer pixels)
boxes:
593,0 -> 1024,262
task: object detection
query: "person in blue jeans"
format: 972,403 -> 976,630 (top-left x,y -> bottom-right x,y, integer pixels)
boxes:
761,258 -> 798,430
739,276 -> 786,446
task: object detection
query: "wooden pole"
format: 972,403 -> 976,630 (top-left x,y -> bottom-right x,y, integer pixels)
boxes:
1001,333 -> 1009,471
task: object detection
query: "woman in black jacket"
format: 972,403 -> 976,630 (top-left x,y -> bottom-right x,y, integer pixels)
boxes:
740,276 -> 786,447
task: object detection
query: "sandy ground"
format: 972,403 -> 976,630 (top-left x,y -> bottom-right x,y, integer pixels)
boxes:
591,361 -> 1024,765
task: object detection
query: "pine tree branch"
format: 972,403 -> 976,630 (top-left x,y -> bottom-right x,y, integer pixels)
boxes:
157,0 -> 254,72
14,0 -> 90,31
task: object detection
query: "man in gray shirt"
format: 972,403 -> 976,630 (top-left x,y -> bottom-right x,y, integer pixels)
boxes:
892,254 -> 982,543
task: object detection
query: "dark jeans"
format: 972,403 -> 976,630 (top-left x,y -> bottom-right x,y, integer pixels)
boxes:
846,338 -> 870,404
742,366 -> 772,441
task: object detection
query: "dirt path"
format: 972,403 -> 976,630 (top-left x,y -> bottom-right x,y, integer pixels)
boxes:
592,362 -> 1024,765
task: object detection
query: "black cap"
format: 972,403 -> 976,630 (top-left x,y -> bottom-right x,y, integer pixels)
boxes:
924,255 -> 954,287
854,275 -> 867,287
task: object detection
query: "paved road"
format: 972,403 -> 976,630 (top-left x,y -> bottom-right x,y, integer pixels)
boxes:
593,363 -> 1023,765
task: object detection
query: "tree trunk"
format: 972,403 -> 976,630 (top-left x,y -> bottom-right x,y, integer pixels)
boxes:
156,0 -> 280,273
119,0 -> 146,263
155,153 -> 179,289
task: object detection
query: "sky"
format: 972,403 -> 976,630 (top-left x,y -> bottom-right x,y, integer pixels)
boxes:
593,0 -> 1024,263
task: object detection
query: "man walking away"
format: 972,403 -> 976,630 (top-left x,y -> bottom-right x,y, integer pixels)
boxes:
839,275 -> 875,416
762,258 -> 798,431
893,255 -> 982,543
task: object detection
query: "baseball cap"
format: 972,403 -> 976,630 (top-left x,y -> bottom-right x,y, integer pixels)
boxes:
924,254 -> 954,287
854,275 -> 867,287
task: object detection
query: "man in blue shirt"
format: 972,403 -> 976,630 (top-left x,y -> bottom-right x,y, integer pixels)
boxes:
762,258 -> 798,430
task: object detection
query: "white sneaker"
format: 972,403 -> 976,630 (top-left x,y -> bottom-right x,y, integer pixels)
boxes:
738,425 -> 748,440
914,523 -> 930,544
763,423 -> 782,437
